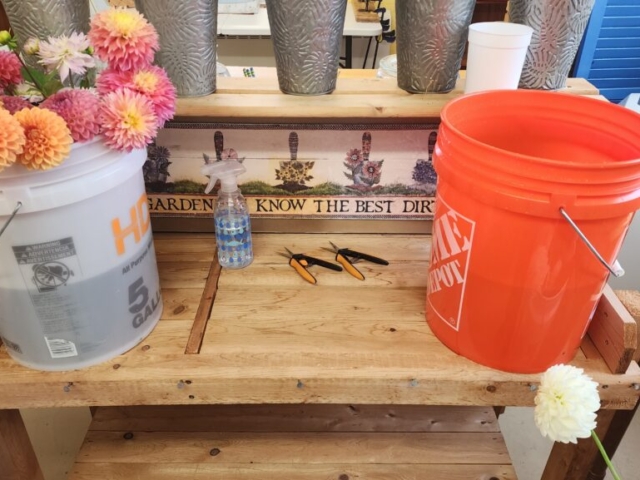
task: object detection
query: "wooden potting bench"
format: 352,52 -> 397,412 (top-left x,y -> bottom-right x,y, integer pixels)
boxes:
1,73 -> 638,480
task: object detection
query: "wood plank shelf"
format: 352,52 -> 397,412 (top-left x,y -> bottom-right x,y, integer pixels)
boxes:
70,405 -> 517,480
0,233 -> 637,410
174,71 -> 603,123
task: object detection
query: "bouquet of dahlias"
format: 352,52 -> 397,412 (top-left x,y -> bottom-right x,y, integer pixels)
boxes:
0,8 -> 176,173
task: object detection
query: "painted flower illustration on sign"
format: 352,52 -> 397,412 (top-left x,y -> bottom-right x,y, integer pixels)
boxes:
203,131 -> 246,165
201,131 -> 247,193
345,148 -> 363,169
211,131 -> 244,163
411,131 -> 438,194
276,160 -> 314,185
221,148 -> 239,161
361,160 -> 383,186
144,142 -> 171,184
344,132 -> 383,191
274,132 -> 315,192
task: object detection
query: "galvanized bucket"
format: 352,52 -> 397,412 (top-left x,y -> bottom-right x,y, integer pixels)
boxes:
265,0 -> 347,96
510,0 -> 596,90
0,0 -> 90,47
396,0 -> 476,93
135,0 -> 218,97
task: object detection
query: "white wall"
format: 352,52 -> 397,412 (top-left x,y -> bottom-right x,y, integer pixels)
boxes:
218,37 -> 387,69
90,0 -> 109,13
610,216 -> 640,290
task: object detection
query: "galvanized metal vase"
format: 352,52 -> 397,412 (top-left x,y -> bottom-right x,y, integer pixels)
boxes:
510,0 -> 596,90
0,0 -> 90,47
135,0 -> 218,97
396,0 -> 476,94
265,0 -> 347,96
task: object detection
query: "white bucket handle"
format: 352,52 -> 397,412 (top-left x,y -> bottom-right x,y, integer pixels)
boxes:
0,201 -> 22,240
560,207 -> 625,278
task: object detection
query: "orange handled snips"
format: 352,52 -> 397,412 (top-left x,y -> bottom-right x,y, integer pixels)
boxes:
322,242 -> 389,281
279,247 -> 343,285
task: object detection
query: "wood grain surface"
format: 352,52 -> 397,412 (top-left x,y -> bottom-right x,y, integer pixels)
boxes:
0,234 -> 637,410
0,410 -> 45,480
71,463 -> 517,480
89,404 -> 501,433
70,404 -> 516,479
175,72 -> 600,122
588,285 -> 638,374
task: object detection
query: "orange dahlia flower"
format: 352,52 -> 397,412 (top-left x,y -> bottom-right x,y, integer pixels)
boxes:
14,107 -> 72,170
0,108 -> 25,172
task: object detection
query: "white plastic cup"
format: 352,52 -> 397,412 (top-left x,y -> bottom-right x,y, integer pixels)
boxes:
465,22 -> 534,94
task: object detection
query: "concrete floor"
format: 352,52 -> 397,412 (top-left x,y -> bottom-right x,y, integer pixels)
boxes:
20,404 -> 639,480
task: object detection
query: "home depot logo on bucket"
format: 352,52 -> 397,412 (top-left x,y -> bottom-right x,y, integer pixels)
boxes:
427,198 -> 476,331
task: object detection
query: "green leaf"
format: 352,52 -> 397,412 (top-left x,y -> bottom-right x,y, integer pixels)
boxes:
20,66 -> 64,97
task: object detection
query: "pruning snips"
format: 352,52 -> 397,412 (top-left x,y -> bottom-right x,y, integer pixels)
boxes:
323,242 -> 389,281
280,247 -> 343,285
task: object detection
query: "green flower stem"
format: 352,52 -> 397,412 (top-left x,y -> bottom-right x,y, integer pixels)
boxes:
591,430 -> 622,480
15,53 -> 48,99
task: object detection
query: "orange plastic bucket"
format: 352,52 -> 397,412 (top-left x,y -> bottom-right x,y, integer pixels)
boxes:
427,90 -> 640,373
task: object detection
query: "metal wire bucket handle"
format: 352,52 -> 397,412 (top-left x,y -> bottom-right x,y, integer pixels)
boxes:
0,202 -> 22,240
560,208 -> 625,278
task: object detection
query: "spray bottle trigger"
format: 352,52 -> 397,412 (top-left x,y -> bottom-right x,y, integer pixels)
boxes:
201,164 -> 218,194
204,174 -> 218,194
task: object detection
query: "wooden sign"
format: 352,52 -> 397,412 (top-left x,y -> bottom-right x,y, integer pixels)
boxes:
146,122 -> 439,221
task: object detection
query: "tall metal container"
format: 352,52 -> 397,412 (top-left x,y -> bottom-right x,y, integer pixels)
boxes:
135,0 -> 218,97
265,0 -> 347,96
510,0 -> 596,90
396,0 -> 476,93
0,0 -> 90,47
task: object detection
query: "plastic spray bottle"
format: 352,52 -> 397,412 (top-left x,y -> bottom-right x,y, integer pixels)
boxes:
201,160 -> 253,269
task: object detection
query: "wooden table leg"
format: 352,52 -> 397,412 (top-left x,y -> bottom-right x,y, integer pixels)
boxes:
587,401 -> 638,480
541,409 -> 615,480
587,289 -> 640,479
0,409 -> 45,480
543,290 -> 640,480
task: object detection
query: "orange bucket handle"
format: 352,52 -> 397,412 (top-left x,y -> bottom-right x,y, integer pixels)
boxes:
560,207 -> 625,278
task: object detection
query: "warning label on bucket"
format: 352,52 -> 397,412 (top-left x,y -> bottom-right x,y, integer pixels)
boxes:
13,238 -> 77,264
13,238 -> 82,293
427,197 -> 475,331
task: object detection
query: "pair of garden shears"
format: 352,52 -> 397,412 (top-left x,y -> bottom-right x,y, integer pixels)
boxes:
279,247 -> 343,285
323,242 -> 389,281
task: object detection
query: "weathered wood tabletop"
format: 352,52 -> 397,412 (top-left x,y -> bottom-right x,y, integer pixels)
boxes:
0,75 -> 632,480
0,233 -> 637,410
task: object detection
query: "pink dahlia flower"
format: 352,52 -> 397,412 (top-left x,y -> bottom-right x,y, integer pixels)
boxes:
89,8 -> 159,72
0,95 -> 33,114
97,66 -> 175,127
130,66 -> 176,127
96,68 -> 130,96
41,89 -> 101,143
100,89 -> 158,152
0,51 -> 23,90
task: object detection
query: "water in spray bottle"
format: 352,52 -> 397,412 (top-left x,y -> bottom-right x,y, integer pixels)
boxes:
201,160 -> 253,269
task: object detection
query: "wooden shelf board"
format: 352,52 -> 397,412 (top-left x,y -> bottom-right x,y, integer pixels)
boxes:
174,71 -> 600,123
0,233 -> 637,410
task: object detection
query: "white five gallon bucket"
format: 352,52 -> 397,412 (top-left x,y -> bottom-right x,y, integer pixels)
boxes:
0,137 -> 163,371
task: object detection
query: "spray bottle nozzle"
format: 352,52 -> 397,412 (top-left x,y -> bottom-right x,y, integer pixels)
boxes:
201,160 -> 246,194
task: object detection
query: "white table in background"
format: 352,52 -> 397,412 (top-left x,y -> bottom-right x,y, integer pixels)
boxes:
218,2 -> 382,68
